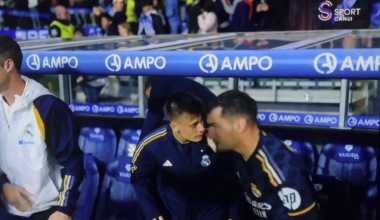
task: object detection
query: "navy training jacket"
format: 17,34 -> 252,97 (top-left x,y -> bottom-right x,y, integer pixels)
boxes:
131,125 -> 239,220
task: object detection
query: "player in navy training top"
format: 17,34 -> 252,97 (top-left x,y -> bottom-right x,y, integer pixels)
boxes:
206,90 -> 322,220
139,76 -> 217,142
131,92 -> 238,220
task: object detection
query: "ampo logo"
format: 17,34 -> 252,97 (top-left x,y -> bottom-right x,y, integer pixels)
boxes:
347,117 -> 358,127
269,113 -> 278,122
199,54 -> 218,73
105,54 -> 121,72
314,53 -> 337,74
68,104 -> 75,112
257,113 -> 266,121
26,54 -> 40,70
92,105 -> 99,113
304,115 -> 314,124
117,106 -> 124,114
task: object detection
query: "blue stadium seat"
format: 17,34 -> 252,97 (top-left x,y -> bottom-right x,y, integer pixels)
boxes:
316,144 -> 377,220
312,175 -> 353,220
78,122 -> 118,220
73,155 -> 99,220
78,123 -> 117,164
275,133 -> 316,174
117,129 -> 141,157
317,144 -> 377,187
95,156 -> 144,220
283,139 -> 316,174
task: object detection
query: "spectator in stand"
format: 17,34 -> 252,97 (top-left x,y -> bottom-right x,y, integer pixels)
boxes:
154,0 -> 171,33
74,26 -> 86,37
213,0 -> 230,32
49,5 -> 75,38
138,0 -> 166,35
93,0 -> 125,17
250,0 -> 281,31
100,12 -> 118,36
221,0 -> 241,31
231,0 -> 252,32
198,0 -> 218,34
93,0 -> 125,30
118,21 -> 134,35
126,0 -> 139,35
186,0 -> 201,34
165,0 -> 181,34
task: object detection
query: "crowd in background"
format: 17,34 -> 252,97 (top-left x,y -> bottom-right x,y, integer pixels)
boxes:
0,0 -> 378,38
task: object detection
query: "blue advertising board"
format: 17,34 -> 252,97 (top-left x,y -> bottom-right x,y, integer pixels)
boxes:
21,49 -> 380,79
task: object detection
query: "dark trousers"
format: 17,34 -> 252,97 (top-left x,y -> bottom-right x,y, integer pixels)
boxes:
82,84 -> 103,104
9,207 -> 57,220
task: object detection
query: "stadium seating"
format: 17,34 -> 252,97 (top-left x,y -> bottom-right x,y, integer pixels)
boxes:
78,122 -> 118,219
316,143 -> 377,220
117,128 -> 141,157
73,155 -> 99,220
78,122 -> 118,165
94,127 -> 143,220
275,133 -> 317,175
312,175 -> 354,220
95,156 -> 144,220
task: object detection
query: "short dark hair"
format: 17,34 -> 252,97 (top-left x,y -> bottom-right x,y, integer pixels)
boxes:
74,26 -> 86,36
0,35 -> 23,72
207,90 -> 258,125
142,0 -> 153,7
100,12 -> 112,21
199,0 -> 214,12
164,92 -> 203,121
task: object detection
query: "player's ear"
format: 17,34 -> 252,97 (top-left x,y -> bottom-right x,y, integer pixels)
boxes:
170,122 -> 179,133
235,117 -> 247,133
4,59 -> 14,73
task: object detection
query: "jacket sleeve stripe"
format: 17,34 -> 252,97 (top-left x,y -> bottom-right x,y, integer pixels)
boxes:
57,175 -> 74,206
255,154 -> 278,187
32,104 -> 45,140
132,128 -> 167,163
258,149 -> 283,185
135,128 -> 166,154
288,202 -> 316,216
132,132 -> 167,166
261,146 -> 286,182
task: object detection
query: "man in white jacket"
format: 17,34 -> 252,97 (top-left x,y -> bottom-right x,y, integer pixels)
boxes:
0,35 -> 85,220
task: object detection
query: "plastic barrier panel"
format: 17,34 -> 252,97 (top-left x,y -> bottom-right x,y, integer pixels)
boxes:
21,50 -> 380,78
345,116 -> 380,129
66,103 -> 356,128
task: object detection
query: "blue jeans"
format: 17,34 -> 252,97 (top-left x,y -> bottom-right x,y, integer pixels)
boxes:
169,20 -> 181,34
83,84 -> 103,104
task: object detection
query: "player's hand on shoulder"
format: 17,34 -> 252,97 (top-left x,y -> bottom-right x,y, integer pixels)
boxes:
2,183 -> 33,212
48,211 -> 71,220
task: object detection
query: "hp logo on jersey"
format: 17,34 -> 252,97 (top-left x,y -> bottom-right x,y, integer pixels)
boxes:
199,54 -> 218,73
105,54 -> 122,72
26,54 -> 40,70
